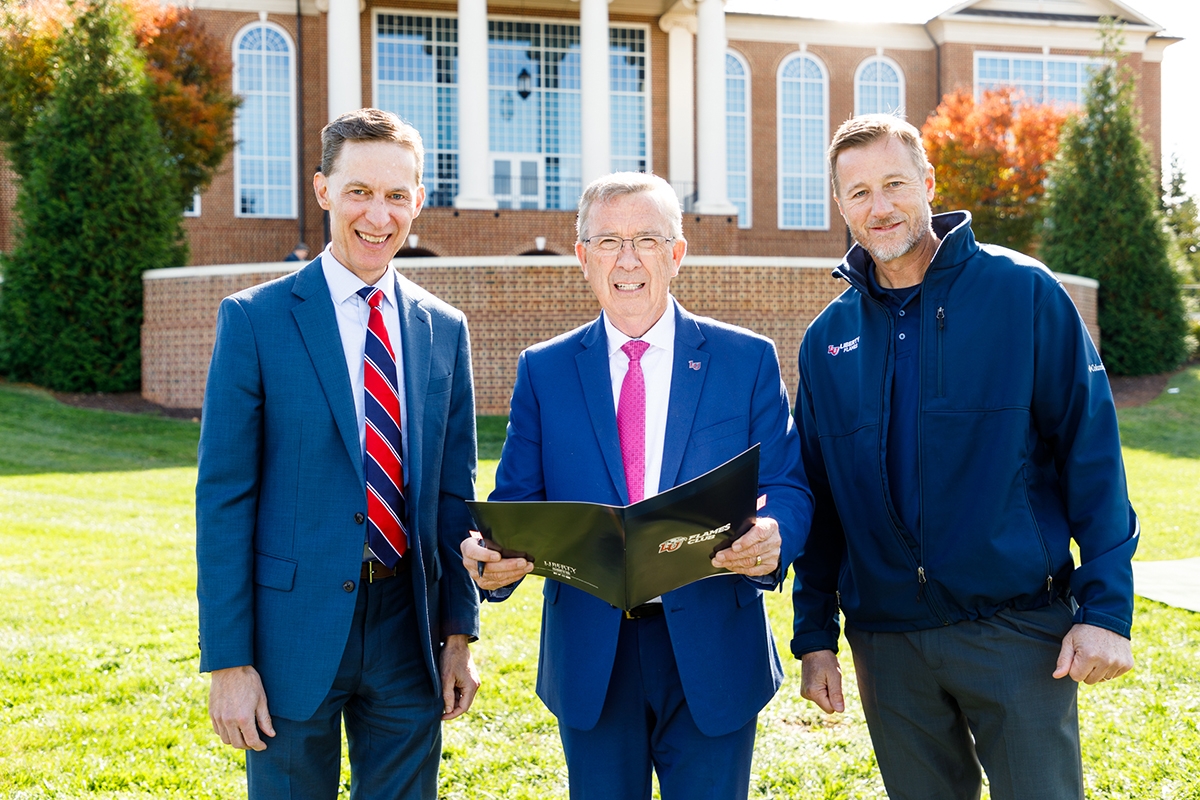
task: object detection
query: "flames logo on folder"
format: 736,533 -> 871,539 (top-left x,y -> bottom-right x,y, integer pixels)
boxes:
658,536 -> 686,553
658,523 -> 732,554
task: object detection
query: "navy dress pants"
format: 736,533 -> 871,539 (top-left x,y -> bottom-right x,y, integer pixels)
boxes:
558,613 -> 758,800
846,599 -> 1084,800
246,568 -> 443,800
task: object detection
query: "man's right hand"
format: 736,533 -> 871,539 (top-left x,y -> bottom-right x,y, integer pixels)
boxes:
800,649 -> 846,714
209,665 -> 275,751
461,531 -> 534,591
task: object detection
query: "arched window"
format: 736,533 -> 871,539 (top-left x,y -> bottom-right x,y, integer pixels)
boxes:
777,53 -> 828,230
233,23 -> 296,218
726,50 -> 751,228
855,56 -> 904,116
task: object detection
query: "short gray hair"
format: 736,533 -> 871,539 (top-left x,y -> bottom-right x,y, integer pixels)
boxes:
320,108 -> 425,184
576,172 -> 684,242
828,114 -> 929,198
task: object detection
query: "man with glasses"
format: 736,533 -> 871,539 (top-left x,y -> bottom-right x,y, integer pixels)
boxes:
461,172 -> 813,799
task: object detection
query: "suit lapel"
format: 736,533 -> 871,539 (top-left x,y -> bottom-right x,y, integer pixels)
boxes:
397,275 -> 431,539
576,317 -> 629,503
291,260 -> 363,478
660,301 -> 708,490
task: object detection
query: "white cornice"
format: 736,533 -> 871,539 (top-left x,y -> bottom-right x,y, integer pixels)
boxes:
727,16 -> 934,51
659,0 -> 697,35
144,263 -> 301,280
167,0 -> 323,15
1142,35 -> 1182,63
926,17 -> 1159,52
942,0 -> 1160,28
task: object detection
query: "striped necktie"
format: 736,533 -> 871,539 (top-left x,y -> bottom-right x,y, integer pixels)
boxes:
358,286 -> 407,566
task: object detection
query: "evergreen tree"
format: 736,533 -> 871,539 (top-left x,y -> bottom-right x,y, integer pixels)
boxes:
0,0 -> 184,391
1163,156 -> 1200,283
1042,22 -> 1187,375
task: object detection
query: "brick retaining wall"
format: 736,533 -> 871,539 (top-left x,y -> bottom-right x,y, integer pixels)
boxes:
142,258 -> 1099,415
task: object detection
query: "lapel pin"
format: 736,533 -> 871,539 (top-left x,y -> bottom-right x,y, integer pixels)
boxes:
688,360 -> 701,371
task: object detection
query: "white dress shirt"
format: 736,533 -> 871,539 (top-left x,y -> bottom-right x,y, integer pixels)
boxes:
320,246 -> 409,468
603,304 -> 676,501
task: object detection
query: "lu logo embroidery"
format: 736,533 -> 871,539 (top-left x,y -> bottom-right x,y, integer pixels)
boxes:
828,336 -> 860,356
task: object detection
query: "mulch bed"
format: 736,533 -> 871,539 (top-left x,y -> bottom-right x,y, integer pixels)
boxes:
44,368 -> 1188,419
1108,372 -> 1173,409
51,390 -> 201,421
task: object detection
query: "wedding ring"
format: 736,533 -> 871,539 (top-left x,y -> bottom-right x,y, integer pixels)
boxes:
755,555 -> 762,567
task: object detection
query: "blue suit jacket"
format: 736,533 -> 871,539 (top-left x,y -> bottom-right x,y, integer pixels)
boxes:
490,299 -> 813,737
196,258 -> 479,721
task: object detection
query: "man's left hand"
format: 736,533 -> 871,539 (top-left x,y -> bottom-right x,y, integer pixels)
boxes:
1053,623 -> 1134,684
439,634 -> 480,720
711,517 -> 781,577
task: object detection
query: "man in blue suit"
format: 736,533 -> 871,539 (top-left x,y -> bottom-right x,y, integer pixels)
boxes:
462,173 -> 813,799
196,109 -> 481,800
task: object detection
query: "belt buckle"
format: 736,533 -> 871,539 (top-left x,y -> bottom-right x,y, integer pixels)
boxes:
366,561 -> 382,583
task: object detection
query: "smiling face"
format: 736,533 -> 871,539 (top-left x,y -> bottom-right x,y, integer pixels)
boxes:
575,192 -> 687,338
314,139 -> 425,285
834,135 -> 938,285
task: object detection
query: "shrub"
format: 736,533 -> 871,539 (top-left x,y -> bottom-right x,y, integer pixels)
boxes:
0,0 -> 184,391
1041,22 -> 1188,376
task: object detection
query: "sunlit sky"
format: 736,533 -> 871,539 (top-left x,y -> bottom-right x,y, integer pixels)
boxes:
728,0 -> 1200,195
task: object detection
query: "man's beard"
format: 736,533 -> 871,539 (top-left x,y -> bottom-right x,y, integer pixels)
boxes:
855,204 -> 931,264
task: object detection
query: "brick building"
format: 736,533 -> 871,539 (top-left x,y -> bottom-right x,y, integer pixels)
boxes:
0,0 -> 1176,264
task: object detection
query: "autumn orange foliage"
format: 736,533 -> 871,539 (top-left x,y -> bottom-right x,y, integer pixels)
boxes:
0,0 -> 237,208
128,0 -> 239,207
921,88 -> 1069,252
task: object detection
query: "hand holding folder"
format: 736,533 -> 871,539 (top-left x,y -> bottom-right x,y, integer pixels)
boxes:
466,446 -> 762,610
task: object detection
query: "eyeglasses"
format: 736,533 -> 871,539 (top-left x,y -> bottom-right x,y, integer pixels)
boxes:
582,235 -> 675,254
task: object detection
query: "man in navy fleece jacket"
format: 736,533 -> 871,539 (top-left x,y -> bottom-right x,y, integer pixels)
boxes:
791,114 -> 1138,800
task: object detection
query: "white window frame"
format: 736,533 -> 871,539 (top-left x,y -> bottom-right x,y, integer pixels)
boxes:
854,54 -> 905,116
232,20 -> 298,219
973,50 -> 1099,107
777,50 -> 829,231
370,8 -> 652,209
607,21 -> 653,176
371,11 -> 460,207
183,192 -> 201,217
726,49 -> 752,229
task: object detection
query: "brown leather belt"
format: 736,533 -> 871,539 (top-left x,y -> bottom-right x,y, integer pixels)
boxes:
623,603 -> 664,620
361,559 -> 407,583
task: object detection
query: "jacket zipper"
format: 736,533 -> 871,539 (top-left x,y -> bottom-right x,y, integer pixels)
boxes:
1021,465 -> 1057,603
936,306 -> 946,398
915,295 -> 949,624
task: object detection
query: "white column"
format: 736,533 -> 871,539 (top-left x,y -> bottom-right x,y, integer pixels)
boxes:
326,0 -> 362,120
660,13 -> 696,204
693,0 -> 736,215
578,0 -> 611,187
454,0 -> 497,208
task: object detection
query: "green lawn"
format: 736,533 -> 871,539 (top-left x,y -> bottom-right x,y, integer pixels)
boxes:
1,369 -> 1198,799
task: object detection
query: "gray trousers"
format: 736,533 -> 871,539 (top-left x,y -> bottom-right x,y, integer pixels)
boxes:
846,600 -> 1083,800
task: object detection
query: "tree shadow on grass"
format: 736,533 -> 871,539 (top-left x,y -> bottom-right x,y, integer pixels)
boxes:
1116,364 -> 1200,460
0,382 -> 199,475
1,383 -> 513,476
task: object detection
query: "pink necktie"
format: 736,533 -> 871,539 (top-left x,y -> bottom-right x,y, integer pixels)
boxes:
618,340 -> 650,504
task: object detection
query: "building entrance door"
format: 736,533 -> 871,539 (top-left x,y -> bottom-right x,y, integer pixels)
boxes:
493,156 -> 541,210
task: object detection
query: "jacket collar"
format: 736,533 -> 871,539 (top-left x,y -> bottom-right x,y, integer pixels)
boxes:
835,210 -> 978,293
